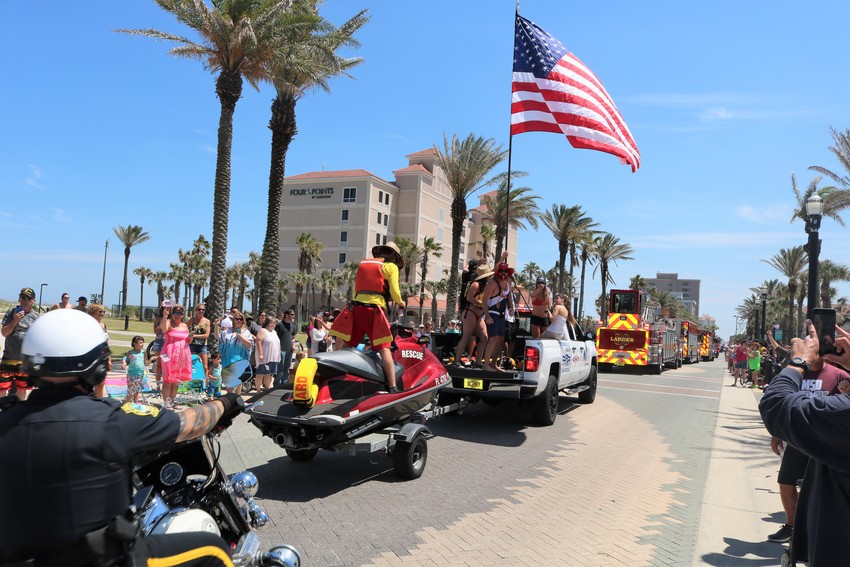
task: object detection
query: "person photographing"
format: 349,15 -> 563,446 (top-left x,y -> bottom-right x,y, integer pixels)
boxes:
329,242 -> 406,392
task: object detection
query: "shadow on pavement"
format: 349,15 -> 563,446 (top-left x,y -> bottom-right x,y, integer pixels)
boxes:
699,536 -> 783,565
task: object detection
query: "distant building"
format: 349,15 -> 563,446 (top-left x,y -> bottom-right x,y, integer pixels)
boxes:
646,273 -> 701,316
278,148 -> 517,323
699,313 -> 716,331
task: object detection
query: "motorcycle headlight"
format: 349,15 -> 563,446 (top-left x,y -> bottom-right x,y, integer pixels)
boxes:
261,544 -> 301,567
231,471 -> 259,499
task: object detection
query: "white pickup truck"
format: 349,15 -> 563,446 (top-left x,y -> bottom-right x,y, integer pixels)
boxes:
432,313 -> 598,425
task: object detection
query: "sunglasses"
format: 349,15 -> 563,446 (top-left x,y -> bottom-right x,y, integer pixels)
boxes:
233,317 -> 244,321
97,310 -> 106,314
172,310 -> 185,315
196,308 -> 205,312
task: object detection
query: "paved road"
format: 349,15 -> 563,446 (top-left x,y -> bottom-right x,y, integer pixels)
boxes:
201,358 -> 785,566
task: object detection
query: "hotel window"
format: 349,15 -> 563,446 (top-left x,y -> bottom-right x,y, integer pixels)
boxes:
382,235 -> 387,245
437,227 -> 443,241
376,234 -> 381,245
341,209 -> 349,224
378,190 -> 384,204
340,231 -> 348,246
343,187 -> 356,203
384,193 -> 390,205
383,214 -> 388,226
377,211 -> 382,224
338,253 -> 346,264
438,208 -> 445,222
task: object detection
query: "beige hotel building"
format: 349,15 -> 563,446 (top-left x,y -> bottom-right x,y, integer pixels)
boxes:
279,148 -> 517,320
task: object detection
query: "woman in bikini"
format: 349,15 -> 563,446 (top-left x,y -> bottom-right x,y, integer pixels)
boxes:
529,276 -> 551,338
540,294 -> 577,340
450,265 -> 492,367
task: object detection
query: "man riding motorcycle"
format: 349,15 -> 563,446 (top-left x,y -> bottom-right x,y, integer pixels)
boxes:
0,309 -> 244,567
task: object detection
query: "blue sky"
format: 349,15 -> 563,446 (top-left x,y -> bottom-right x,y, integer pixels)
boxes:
2,1 -> 848,340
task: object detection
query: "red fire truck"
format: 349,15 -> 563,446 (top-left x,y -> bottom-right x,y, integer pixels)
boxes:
596,289 -> 681,374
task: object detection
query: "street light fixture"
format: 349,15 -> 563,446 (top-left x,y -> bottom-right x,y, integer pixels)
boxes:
759,286 -> 768,341
38,283 -> 48,313
571,286 -> 578,316
805,194 -> 824,316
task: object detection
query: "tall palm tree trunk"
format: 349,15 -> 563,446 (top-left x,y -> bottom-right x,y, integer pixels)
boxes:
260,93 -> 297,315
121,248 -> 130,313
138,276 -> 145,321
445,201 -> 467,322
579,255 -> 588,320
208,71 -> 242,320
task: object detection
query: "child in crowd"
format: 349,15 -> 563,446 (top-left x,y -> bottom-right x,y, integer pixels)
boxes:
206,352 -> 223,399
122,336 -> 149,404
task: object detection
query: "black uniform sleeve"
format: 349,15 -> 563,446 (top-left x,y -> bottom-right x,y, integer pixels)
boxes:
759,368 -> 850,474
106,403 -> 182,461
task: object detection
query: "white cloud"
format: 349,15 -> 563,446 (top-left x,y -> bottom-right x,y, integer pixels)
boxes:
50,208 -> 72,223
735,203 -> 793,224
25,165 -> 45,189
631,230 -> 799,250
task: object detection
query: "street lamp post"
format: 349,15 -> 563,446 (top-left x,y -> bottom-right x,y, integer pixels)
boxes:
759,287 -> 768,341
571,286 -> 579,316
805,194 -> 824,317
734,315 -> 739,338
100,239 -> 109,305
38,283 -> 48,313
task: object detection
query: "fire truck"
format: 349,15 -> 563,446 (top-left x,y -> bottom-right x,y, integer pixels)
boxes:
596,289 -> 681,374
680,320 -> 701,364
699,330 -> 716,361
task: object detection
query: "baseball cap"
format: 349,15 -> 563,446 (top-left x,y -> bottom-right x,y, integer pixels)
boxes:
220,317 -> 233,329
78,296 -> 87,302
19,287 -> 36,300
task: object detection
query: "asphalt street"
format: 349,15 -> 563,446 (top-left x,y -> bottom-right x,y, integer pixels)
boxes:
205,358 -> 782,566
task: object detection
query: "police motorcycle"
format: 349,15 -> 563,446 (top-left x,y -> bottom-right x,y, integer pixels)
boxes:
131,398 -> 301,567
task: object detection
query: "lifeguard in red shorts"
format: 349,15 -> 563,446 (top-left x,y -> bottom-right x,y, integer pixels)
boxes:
329,242 -> 405,392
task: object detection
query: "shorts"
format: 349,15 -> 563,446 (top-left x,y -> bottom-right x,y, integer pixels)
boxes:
189,343 -> 208,355
0,359 -> 31,391
257,362 -> 279,375
486,313 -> 507,338
222,360 -> 250,389
778,444 -> 810,485
151,337 -> 164,353
735,360 -> 747,369
329,303 -> 393,349
530,314 -> 549,328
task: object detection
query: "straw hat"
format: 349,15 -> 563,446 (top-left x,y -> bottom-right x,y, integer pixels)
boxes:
372,241 -> 403,268
473,264 -> 495,282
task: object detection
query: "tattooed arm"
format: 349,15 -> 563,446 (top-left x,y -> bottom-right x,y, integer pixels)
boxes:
175,399 -> 227,442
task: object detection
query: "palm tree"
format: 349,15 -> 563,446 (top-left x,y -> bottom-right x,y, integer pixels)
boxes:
479,171 -> 541,261
818,259 -> 850,308
225,263 -> 241,308
434,133 -> 507,322
288,271 -> 311,326
395,236 -> 421,283
425,279 -> 448,327
151,270 -> 170,306
418,236 -> 443,323
809,127 -> 850,190
133,266 -> 154,320
629,274 -> 647,291
790,174 -> 850,227
169,262 -> 187,306
113,225 -> 150,313
542,204 -> 598,294
258,5 -> 368,314
762,246 -> 807,337
339,261 -> 358,301
246,251 -> 262,313
592,233 -> 634,321
521,261 -> 541,282
477,224 -> 496,265
121,0 -> 294,319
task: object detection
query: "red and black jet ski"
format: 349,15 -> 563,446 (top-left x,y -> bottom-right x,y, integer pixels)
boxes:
246,326 -> 450,460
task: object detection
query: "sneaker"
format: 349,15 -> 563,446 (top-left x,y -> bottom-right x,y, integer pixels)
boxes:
768,524 -> 793,543
387,386 -> 399,394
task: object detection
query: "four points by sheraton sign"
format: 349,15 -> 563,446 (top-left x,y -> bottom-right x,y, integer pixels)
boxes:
289,187 -> 334,199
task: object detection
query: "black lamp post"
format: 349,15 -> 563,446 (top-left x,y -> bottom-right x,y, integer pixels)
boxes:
571,285 -> 579,316
759,287 -> 768,340
805,194 -> 824,317
734,315 -> 739,338
754,303 -> 760,340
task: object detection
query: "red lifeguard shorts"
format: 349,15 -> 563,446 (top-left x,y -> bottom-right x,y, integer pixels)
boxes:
329,303 -> 393,349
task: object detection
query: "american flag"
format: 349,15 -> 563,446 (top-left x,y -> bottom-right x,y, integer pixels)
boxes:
511,14 -> 641,172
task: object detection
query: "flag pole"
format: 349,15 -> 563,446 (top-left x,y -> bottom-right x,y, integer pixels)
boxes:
504,1 -> 519,267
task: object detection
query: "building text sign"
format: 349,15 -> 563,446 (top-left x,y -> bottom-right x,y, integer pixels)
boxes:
289,187 -> 334,200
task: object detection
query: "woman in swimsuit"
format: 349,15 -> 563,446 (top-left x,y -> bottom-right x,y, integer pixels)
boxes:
451,265 -> 492,367
541,294 -> 578,340
529,276 -> 551,338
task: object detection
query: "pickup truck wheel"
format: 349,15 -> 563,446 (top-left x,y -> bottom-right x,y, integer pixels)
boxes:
532,376 -> 559,426
578,366 -> 597,404
286,447 -> 319,462
393,434 -> 428,480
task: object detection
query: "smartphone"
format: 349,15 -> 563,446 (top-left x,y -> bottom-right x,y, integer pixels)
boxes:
811,308 -> 839,356
14,306 -> 24,314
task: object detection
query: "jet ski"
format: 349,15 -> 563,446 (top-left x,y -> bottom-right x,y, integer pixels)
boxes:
246,326 -> 451,460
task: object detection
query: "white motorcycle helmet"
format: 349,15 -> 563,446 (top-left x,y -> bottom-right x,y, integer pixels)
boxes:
22,309 -> 110,388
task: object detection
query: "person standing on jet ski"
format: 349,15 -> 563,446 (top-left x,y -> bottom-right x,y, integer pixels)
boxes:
329,242 -> 406,393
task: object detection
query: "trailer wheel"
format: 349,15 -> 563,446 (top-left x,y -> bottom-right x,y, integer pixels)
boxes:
532,376 -> 559,426
578,366 -> 597,404
286,447 -> 319,462
393,434 -> 428,480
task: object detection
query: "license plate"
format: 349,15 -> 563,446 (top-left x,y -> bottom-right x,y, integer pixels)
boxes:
615,359 -> 625,367
463,378 -> 484,390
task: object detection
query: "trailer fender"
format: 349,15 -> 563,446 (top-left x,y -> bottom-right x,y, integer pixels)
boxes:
394,422 -> 432,444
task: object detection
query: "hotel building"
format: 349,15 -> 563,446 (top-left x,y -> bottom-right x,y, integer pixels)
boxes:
279,148 -> 517,321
